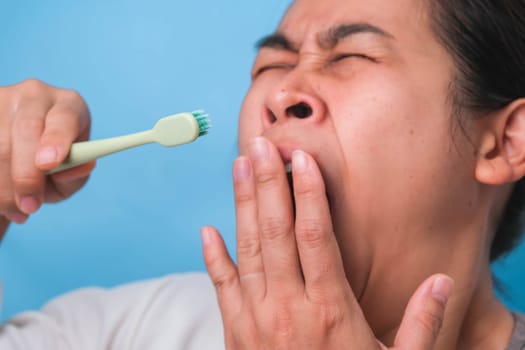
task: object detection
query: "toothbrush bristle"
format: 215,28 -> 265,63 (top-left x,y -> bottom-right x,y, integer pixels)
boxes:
192,110 -> 211,136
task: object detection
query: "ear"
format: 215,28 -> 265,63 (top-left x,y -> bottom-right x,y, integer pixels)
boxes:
476,99 -> 525,185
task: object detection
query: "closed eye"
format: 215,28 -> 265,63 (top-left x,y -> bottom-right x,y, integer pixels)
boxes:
332,53 -> 376,63
253,63 -> 294,77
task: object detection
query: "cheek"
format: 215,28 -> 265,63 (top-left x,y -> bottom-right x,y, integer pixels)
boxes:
329,72 -> 453,185
328,72 -> 475,228
329,69 -> 452,162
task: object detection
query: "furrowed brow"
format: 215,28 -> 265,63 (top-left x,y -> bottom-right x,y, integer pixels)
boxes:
255,33 -> 298,53
319,22 -> 394,49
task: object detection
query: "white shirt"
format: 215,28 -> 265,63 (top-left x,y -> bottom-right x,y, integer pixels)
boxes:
3,272 -> 525,349
0,273 -> 225,350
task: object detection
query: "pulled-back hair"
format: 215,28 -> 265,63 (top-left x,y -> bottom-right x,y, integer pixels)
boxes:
428,0 -> 525,261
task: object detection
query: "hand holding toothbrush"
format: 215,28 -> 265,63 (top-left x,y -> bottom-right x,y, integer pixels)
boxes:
0,79 -> 210,236
0,79 -> 95,230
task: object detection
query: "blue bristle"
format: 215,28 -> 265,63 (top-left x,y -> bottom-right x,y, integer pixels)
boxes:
192,110 -> 211,136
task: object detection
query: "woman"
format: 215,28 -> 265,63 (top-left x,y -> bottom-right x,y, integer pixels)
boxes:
1,0 -> 524,349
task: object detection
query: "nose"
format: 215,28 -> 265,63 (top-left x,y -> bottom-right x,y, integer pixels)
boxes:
263,72 -> 326,126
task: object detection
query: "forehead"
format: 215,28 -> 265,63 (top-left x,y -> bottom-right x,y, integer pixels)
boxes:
278,0 -> 430,44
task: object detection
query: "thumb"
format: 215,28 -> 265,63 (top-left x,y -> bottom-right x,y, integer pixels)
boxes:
394,274 -> 454,350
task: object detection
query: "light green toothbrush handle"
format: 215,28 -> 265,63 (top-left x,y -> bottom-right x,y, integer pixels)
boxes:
46,110 -> 211,175
47,130 -> 153,174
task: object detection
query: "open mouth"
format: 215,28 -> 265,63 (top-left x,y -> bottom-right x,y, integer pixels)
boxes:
285,163 -> 296,216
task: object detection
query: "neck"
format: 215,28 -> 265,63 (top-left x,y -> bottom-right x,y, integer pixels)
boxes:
456,273 -> 514,349
338,215 -> 514,349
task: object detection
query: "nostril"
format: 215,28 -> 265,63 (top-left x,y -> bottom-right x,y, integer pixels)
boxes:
286,102 -> 313,119
268,110 -> 277,123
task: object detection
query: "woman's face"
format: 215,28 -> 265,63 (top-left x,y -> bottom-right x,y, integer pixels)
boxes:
238,0 -> 479,263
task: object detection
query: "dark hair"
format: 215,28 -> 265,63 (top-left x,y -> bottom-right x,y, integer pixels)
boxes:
428,0 -> 525,261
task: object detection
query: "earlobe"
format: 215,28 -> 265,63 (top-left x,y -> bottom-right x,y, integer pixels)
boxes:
475,153 -> 514,185
475,99 -> 525,185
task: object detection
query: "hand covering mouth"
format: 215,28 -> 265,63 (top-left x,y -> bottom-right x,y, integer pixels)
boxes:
285,161 -> 332,219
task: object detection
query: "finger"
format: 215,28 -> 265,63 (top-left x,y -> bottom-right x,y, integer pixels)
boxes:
45,161 -> 96,203
36,91 -> 91,171
2,210 -> 28,225
0,100 -> 16,220
291,150 -> 347,300
249,137 -> 302,293
394,274 -> 454,350
38,94 -> 93,203
201,226 -> 242,327
0,121 -> 27,223
233,156 -> 266,299
0,215 -> 9,240
10,100 -> 51,214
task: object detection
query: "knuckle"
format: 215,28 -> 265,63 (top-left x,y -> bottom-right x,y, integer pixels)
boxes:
296,219 -> 325,247
211,270 -> 238,294
237,236 -> 261,259
254,168 -> 279,189
58,89 -> 88,112
61,89 -> 82,101
11,80 -> 54,113
296,218 -> 324,237
19,79 -> 47,96
234,191 -> 254,208
294,183 -> 323,200
203,248 -> 237,293
313,302 -> 345,331
254,303 -> 295,340
259,217 -> 290,241
417,304 -> 444,337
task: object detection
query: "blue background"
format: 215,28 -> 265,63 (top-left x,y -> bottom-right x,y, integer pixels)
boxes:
0,0 -> 523,321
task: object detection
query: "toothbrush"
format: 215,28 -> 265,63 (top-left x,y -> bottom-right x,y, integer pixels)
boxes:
47,110 -> 211,174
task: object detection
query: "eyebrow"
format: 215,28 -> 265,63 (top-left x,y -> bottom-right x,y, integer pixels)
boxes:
319,23 -> 394,49
255,22 -> 394,52
256,33 -> 297,52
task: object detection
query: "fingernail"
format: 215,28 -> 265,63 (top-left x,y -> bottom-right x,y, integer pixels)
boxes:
18,196 -> 40,214
292,150 -> 308,174
201,227 -> 215,246
249,137 -> 269,161
233,157 -> 251,183
432,276 -> 454,304
36,146 -> 58,166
